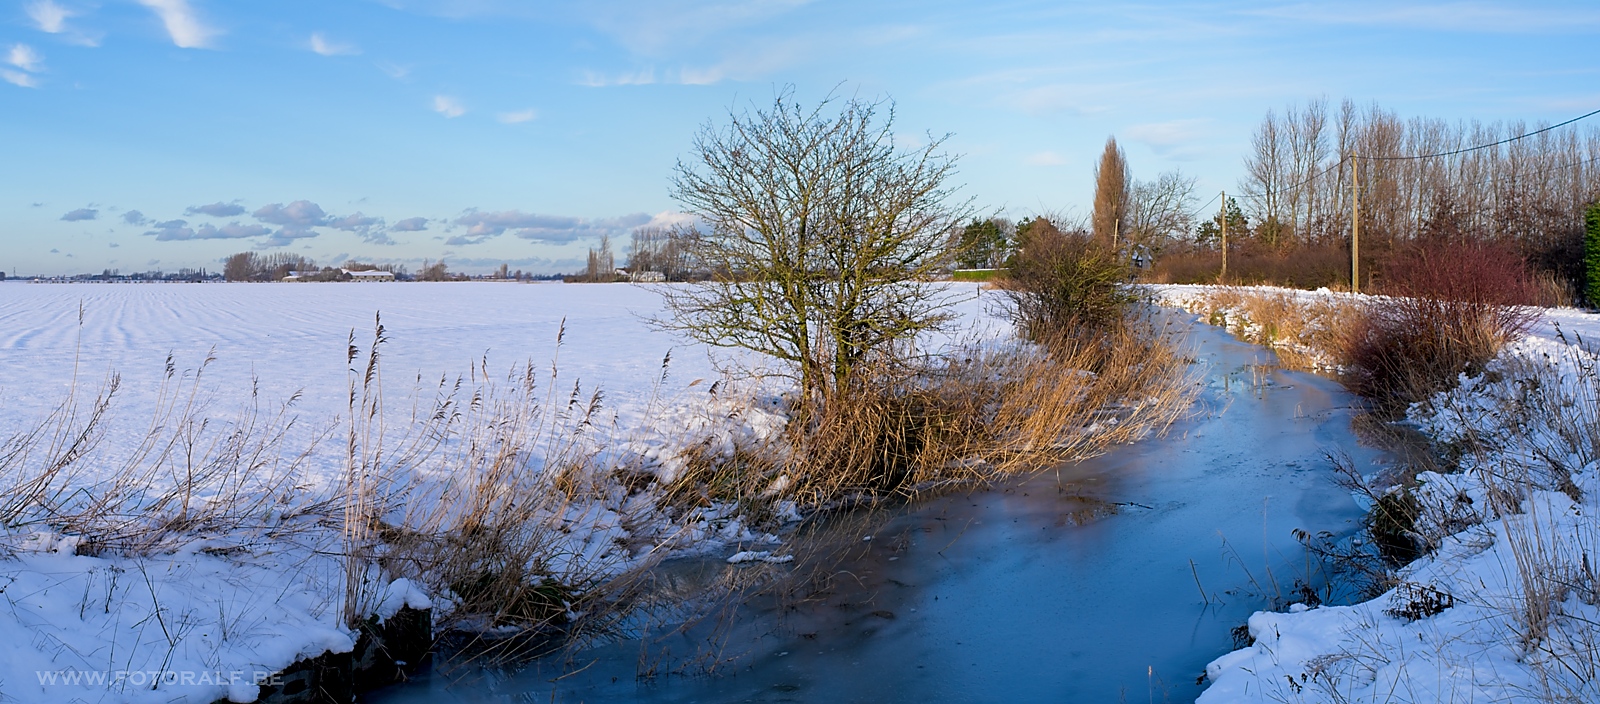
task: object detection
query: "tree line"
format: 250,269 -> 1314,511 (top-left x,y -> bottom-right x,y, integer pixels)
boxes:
222,252 -> 416,282
1216,98 -> 1600,291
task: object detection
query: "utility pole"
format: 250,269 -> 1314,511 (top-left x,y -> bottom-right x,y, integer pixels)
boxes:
1350,155 -> 1361,294
1219,191 -> 1228,282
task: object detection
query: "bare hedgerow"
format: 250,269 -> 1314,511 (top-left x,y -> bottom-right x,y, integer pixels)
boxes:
1340,239 -> 1541,416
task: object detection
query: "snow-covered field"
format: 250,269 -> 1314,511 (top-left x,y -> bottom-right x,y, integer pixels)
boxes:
1161,285 -> 1600,703
0,280 -> 1006,703
23,279 -> 1600,703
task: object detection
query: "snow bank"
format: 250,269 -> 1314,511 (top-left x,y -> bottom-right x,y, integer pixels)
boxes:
1194,288 -> 1600,703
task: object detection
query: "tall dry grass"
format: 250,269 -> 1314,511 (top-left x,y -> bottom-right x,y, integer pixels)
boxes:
0,353 -> 333,557
779,322 -> 1193,504
1169,287 -> 1360,371
0,314 -> 628,653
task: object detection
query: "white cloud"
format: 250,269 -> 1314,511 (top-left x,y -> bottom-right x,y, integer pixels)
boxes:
135,0 -> 218,49
8,45 -> 43,73
578,68 -> 655,87
1125,119 -> 1210,160
375,61 -> 411,80
497,108 -> 538,124
143,219 -> 194,240
185,201 -> 246,217
1252,2 -> 1600,34
327,212 -> 393,244
1025,151 -> 1069,167
253,200 -> 329,228
145,219 -> 272,241
448,209 -> 656,245
580,0 -> 812,56
309,32 -> 359,56
26,1 -> 72,33
674,37 -> 812,85
433,95 -> 466,118
2,70 -> 37,88
1012,83 -> 1115,116
195,222 -> 272,239
61,207 -> 98,221
390,217 -> 429,232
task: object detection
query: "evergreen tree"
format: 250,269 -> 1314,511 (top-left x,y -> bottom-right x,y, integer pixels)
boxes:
955,218 -> 1009,269
1195,198 -> 1247,248
1585,202 -> 1600,306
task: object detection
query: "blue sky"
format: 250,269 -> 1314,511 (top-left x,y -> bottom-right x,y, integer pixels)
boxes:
2,0 -> 1596,275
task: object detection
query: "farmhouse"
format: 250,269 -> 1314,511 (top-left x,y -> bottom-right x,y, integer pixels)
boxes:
345,269 -> 396,282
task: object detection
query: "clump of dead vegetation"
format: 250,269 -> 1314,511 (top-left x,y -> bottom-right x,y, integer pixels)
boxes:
1163,286 -> 1360,371
1340,239 -> 1541,416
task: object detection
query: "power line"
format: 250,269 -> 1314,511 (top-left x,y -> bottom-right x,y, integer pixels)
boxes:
1226,106 -> 1600,201
1357,107 -> 1600,162
1191,189 -> 1223,217
1451,151 -> 1600,191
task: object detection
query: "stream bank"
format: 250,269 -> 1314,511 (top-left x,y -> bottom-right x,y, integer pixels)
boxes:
366,314 -> 1396,703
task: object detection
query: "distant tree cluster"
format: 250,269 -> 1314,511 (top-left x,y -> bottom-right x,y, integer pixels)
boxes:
416,260 -> 465,281
488,263 -> 538,281
625,226 -> 699,280
1229,98 -> 1600,290
953,218 -> 1013,269
223,252 -> 411,282
224,252 -> 313,281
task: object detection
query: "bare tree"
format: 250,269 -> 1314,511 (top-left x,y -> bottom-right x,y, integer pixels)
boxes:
1243,109 -> 1289,247
1126,170 -> 1198,250
418,260 -> 451,281
660,90 -> 968,405
223,252 -> 256,282
1092,137 -> 1130,248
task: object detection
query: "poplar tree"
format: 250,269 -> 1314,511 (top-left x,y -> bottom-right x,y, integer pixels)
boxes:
1092,137 -> 1129,249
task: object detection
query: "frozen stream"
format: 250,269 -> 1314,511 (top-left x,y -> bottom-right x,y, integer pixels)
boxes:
369,315 -> 1392,703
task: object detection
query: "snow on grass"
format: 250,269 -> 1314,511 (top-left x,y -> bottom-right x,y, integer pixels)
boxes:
0,280 -> 1007,703
1183,284 -> 1600,703
1153,284 -> 1358,371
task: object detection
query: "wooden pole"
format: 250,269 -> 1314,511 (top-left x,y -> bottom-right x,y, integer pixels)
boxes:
1219,191 -> 1227,282
1350,155 -> 1360,294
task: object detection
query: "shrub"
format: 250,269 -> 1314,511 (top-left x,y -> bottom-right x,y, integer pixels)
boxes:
1340,239 -> 1540,415
997,218 -> 1132,339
